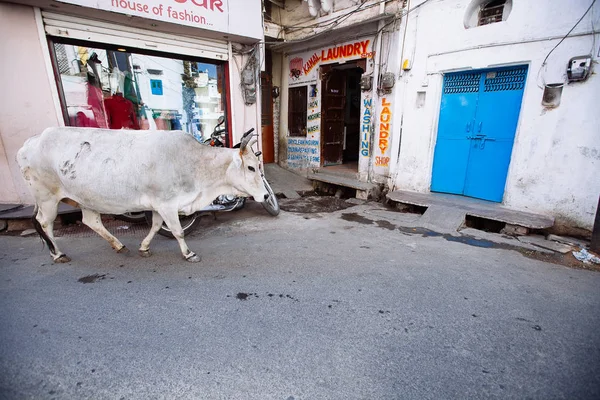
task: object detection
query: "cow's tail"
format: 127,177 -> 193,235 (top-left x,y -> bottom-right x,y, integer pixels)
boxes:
31,205 -> 56,255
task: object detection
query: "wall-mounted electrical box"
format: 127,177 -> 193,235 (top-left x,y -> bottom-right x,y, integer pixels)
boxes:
380,72 -> 396,94
381,72 -> 395,89
360,75 -> 373,91
567,55 -> 592,83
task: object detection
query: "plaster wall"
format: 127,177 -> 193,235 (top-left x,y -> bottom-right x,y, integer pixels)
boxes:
391,0 -> 600,229
0,3 -> 61,204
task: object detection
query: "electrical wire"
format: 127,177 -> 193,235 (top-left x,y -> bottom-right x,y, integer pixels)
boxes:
541,0 -> 597,67
537,0 -> 597,88
282,0 -> 376,32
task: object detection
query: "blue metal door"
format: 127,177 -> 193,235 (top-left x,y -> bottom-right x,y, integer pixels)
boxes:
431,66 -> 527,202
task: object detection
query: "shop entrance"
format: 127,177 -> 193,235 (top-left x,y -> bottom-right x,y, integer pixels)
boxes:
320,61 -> 365,171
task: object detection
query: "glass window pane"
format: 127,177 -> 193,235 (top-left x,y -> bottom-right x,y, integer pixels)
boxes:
51,41 -> 226,144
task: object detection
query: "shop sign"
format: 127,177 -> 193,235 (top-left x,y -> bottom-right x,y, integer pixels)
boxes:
57,0 -> 261,39
361,98 -> 372,157
289,39 -> 374,86
287,138 -> 320,168
375,97 -> 391,167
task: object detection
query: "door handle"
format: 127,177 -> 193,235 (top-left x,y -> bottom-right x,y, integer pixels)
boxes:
479,136 -> 496,150
477,122 -> 483,133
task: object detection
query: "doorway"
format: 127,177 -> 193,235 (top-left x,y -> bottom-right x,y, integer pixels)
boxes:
431,65 -> 528,202
320,61 -> 365,172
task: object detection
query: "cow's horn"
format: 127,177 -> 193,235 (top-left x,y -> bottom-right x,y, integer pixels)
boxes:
239,134 -> 254,152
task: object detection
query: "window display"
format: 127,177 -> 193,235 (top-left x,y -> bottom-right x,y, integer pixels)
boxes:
50,41 -> 226,142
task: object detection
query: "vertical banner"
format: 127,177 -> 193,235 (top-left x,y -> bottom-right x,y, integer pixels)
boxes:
360,95 -> 372,158
374,97 -> 392,173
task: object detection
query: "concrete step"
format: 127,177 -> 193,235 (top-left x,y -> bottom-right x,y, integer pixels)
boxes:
0,204 -> 24,214
307,171 -> 377,192
387,190 -> 554,230
263,163 -> 313,199
0,203 -> 81,220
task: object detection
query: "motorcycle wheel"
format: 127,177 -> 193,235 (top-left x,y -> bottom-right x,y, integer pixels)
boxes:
234,197 -> 246,210
115,211 -> 147,223
261,177 -> 280,216
144,211 -> 202,238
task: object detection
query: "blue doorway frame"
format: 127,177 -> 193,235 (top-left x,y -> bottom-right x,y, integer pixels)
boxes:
431,65 -> 528,202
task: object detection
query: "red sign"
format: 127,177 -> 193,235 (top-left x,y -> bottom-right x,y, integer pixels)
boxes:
298,40 -> 372,76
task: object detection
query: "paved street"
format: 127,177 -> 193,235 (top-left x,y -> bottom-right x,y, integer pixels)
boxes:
1,201 -> 599,399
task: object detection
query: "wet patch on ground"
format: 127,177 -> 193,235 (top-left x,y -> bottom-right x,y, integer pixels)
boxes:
279,196 -> 356,213
341,212 -> 599,270
78,273 -> 107,283
229,292 -> 298,301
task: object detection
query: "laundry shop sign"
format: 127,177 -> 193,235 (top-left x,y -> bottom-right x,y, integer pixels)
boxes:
56,0 -> 262,39
289,38 -> 374,86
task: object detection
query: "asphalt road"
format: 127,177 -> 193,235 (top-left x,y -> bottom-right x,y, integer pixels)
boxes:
1,202 -> 599,399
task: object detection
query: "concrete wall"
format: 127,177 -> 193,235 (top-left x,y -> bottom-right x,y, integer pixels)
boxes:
0,3 -> 61,204
391,0 -> 600,229
229,50 -> 260,145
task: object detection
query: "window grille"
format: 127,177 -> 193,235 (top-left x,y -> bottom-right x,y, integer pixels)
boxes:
288,86 -> 307,136
478,0 -> 505,26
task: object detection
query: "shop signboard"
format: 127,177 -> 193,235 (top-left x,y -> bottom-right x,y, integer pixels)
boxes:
288,38 -> 374,87
56,0 -> 262,39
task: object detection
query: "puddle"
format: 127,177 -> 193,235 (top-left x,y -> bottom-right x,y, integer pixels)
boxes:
78,273 -> 107,283
279,196 -> 356,213
340,212 -> 600,270
341,213 -> 372,224
342,213 -> 517,250
444,235 -> 495,248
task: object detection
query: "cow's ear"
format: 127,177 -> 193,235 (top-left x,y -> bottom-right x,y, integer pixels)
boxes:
233,151 -> 243,168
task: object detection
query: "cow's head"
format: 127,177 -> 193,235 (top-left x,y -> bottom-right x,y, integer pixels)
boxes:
227,136 -> 268,202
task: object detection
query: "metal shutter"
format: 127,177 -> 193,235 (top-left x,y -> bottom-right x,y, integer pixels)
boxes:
42,11 -> 228,61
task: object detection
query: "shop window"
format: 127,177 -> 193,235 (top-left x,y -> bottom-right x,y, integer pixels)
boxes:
49,40 -> 227,143
150,79 -> 163,95
288,86 -> 307,136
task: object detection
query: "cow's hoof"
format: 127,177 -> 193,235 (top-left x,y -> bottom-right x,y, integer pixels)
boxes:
117,246 -> 130,254
186,253 -> 201,263
139,249 -> 152,258
54,254 -> 71,263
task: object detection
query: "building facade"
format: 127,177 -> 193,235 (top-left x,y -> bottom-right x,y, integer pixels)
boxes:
0,0 -> 263,205
389,0 -> 599,231
267,0 -> 599,232
266,0 -> 404,184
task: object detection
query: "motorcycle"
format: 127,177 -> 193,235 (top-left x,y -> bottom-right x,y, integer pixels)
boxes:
203,116 -> 279,217
139,119 -> 279,238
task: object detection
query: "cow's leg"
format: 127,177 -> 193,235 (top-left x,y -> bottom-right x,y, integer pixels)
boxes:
81,209 -> 128,253
159,210 -> 200,262
34,199 -> 70,263
138,211 -> 164,258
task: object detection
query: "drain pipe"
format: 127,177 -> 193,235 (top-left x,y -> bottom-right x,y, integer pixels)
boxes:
368,0 -> 386,183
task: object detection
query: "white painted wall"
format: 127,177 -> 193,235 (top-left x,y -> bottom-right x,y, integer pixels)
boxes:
229,49 -> 261,147
0,3 -> 61,204
133,55 -> 184,114
391,0 -> 600,229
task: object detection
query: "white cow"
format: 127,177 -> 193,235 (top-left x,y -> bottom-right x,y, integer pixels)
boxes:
16,127 -> 268,263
